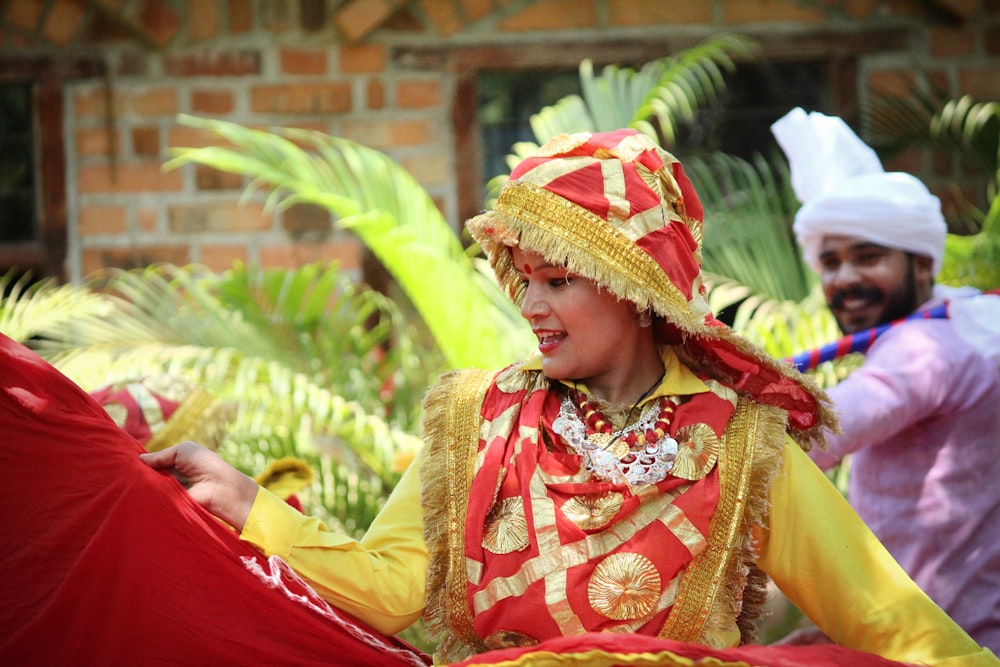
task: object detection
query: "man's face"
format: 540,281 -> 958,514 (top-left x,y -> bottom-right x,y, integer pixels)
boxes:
818,235 -> 933,334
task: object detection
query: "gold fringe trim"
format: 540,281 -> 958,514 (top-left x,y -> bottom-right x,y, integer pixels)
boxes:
146,388 -> 233,452
420,368 -> 496,662
467,183 -> 839,449
658,397 -> 786,646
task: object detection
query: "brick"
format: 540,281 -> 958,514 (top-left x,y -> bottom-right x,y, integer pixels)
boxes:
400,150 -> 449,187
128,0 -> 181,47
6,0 -> 44,31
282,203 -> 332,235
259,238 -> 364,271
198,244 -> 248,271
138,207 -> 158,233
420,0 -> 465,35
334,0 -> 398,42
367,80 -> 385,109
78,162 -> 184,194
723,0 -> 826,23
84,245 -> 191,273
168,202 -> 270,233
132,126 -> 160,156
78,205 -> 128,235
499,0 -> 598,31
76,126 -> 120,158
340,118 -> 434,149
228,0 -> 254,32
163,50 -> 262,76
195,165 -> 243,190
959,64 -> 1000,99
188,0 -> 220,40
41,0 -> 86,45
397,79 -> 442,108
609,0 -> 711,25
867,68 -> 917,98
930,26 -> 977,57
280,47 -> 329,75
191,89 -> 236,114
168,125 -> 232,150
260,0 -> 296,31
339,44 -> 386,73
459,0 -> 492,21
129,87 -> 178,116
74,87 -> 124,119
250,82 -> 353,114
843,0 -> 879,19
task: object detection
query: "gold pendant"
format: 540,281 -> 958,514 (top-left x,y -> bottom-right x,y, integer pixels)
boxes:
607,439 -> 630,459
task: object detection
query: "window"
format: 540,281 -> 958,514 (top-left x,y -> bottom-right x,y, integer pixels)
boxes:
0,83 -> 38,246
0,57 -> 103,282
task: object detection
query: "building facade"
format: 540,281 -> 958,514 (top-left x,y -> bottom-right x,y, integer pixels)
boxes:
1,0 -> 997,283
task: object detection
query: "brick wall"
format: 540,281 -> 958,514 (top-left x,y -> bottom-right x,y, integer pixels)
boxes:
3,0 -> 999,282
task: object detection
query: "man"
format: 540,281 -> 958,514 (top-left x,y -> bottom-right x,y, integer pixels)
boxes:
772,107 -> 1000,650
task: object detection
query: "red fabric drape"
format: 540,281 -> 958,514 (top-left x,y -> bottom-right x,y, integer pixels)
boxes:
451,633 -> 914,667
0,333 -> 915,667
0,333 -> 429,667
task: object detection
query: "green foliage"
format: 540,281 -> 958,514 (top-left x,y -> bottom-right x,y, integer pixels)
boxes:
165,118 -> 534,372
4,262 -> 435,533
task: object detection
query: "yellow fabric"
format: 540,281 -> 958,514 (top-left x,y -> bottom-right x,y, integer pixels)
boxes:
240,358 -> 996,666
761,441 -> 994,665
241,449 -> 429,636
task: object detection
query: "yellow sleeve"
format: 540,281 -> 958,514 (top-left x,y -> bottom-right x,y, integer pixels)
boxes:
240,450 -> 429,636
758,440 -> 998,667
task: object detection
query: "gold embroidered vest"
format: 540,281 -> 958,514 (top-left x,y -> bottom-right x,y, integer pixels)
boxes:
421,364 -> 787,664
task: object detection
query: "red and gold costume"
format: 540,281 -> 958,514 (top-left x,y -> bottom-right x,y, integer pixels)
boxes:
2,129 -> 995,666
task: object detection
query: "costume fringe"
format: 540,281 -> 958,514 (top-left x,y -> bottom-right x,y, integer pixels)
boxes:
146,388 -> 234,452
732,403 -> 787,645
420,369 -> 494,663
468,206 -> 840,453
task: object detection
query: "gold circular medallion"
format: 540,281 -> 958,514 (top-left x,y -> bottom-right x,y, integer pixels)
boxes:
588,552 -> 661,620
482,496 -> 530,554
561,492 -> 624,531
671,423 -> 720,480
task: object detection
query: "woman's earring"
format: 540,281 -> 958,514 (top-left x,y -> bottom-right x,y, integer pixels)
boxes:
638,309 -> 652,328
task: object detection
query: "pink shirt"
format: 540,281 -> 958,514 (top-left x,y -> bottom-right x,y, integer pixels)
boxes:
811,300 -> 1000,651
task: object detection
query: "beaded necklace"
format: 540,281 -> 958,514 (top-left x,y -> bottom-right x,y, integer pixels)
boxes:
552,374 -> 681,486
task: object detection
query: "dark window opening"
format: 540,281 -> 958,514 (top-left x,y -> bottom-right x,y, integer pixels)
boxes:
0,82 -> 38,245
475,60 -> 830,188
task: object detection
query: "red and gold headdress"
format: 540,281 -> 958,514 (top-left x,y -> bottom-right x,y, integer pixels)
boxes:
467,129 -> 834,446
90,375 -> 231,452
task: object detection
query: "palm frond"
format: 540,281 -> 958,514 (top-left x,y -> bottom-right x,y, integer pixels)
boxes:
688,150 -> 814,302
0,271 -> 117,344
27,262 -> 433,529
165,116 -> 534,371
511,34 -> 756,159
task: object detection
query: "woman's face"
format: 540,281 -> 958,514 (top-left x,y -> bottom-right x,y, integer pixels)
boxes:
511,247 -> 656,404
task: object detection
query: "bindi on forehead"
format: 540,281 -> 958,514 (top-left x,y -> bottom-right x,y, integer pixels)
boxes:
523,263 -> 532,274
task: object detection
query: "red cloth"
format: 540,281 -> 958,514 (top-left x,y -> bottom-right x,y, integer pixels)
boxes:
0,333 -> 430,667
0,333 -> 914,667
451,633 -> 915,667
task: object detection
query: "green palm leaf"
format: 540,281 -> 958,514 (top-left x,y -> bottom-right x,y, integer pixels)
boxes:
165,117 -> 534,371
17,262 -> 430,531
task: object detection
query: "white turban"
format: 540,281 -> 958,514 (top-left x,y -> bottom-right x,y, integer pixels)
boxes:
771,107 -> 947,276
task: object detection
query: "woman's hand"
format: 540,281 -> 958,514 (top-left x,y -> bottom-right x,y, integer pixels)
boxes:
140,441 -> 259,532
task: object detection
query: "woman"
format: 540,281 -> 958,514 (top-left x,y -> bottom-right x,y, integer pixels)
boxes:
2,130 -> 994,666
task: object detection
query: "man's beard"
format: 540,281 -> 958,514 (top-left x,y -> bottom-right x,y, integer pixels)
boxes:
830,256 -> 920,333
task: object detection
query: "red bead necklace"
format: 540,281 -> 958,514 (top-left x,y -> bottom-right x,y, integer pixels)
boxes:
570,390 -> 675,454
